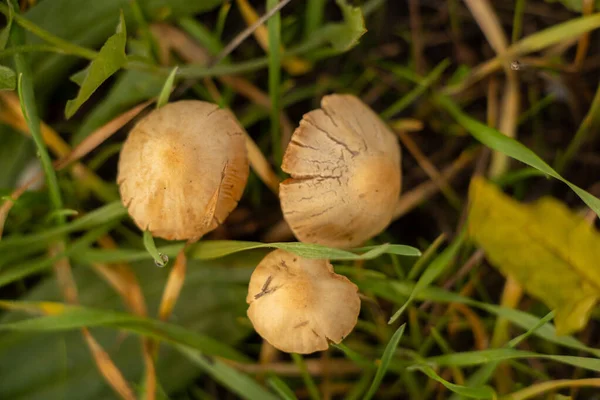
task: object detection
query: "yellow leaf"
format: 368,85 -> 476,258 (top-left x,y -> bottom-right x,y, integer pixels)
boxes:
468,177 -> 600,335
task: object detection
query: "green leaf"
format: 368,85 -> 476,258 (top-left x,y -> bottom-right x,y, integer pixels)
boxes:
191,240 -> 421,261
468,177 -> 600,335
156,66 -> 178,108
363,323 -> 406,400
436,94 -> 600,218
0,301 -> 248,362
69,66 -> 88,86
317,0 -> 366,52
409,365 -> 495,399
64,12 -> 127,119
388,231 -> 464,323
176,346 -> 278,400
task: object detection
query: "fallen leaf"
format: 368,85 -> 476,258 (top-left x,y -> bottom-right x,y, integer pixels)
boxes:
468,177 -> 600,335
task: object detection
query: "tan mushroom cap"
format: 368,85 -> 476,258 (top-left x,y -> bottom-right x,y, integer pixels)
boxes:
117,100 -> 249,241
280,94 -> 402,248
246,249 -> 361,354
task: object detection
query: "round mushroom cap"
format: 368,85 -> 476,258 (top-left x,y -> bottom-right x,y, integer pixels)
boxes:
246,249 -> 361,354
117,100 -> 249,241
280,94 -> 402,248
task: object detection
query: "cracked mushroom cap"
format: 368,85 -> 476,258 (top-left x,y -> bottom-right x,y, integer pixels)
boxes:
280,94 -> 402,248
246,249 -> 361,354
117,100 -> 249,241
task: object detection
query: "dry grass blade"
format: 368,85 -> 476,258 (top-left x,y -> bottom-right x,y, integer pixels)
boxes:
501,378 -> 600,400
211,0 -> 293,66
393,149 -> 477,220
0,172 -> 41,238
0,101 -> 152,238
82,328 -> 137,400
465,5 -> 522,385
158,247 -> 188,321
50,242 -> 79,304
55,100 -> 153,170
464,0 -> 520,177
49,241 -> 136,400
463,0 -> 508,54
151,23 -> 284,192
448,303 -> 489,350
395,129 -> 461,208
219,74 -> 294,146
235,0 -> 310,75
91,238 -> 154,400
444,13 -> 600,95
93,236 -> 148,316
244,133 -> 280,194
574,0 -> 595,68
0,92 -> 112,201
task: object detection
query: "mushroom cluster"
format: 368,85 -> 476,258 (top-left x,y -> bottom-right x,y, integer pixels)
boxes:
117,94 -> 402,354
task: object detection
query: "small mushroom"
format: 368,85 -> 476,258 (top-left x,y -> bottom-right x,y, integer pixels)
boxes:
246,249 -> 360,354
117,100 -> 249,241
280,94 -> 402,248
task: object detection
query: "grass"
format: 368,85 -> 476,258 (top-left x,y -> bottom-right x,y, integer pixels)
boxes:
1,0 -> 600,399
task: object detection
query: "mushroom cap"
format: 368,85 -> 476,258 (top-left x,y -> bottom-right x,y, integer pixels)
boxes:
117,100 -> 249,241
246,249 -> 361,354
280,94 -> 402,248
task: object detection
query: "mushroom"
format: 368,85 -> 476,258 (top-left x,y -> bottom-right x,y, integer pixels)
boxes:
117,100 -> 249,241
246,249 -> 360,354
280,94 -> 402,248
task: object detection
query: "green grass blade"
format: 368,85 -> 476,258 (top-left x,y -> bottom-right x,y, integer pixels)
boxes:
362,279 -> 600,358
0,201 -> 126,252
267,375 -> 297,400
143,230 -> 168,268
156,66 -> 178,108
426,348 -> 600,373
11,19 -> 63,214
363,323 -> 406,400
388,231 -> 464,323
215,2 -> 231,41
65,12 -> 127,118
0,300 -> 250,362
381,58 -> 451,119
0,224 -> 114,287
191,240 -> 420,261
410,365 -> 495,398
176,345 -> 278,400
304,0 -> 326,40
436,94 -> 600,218
291,353 -> 320,400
